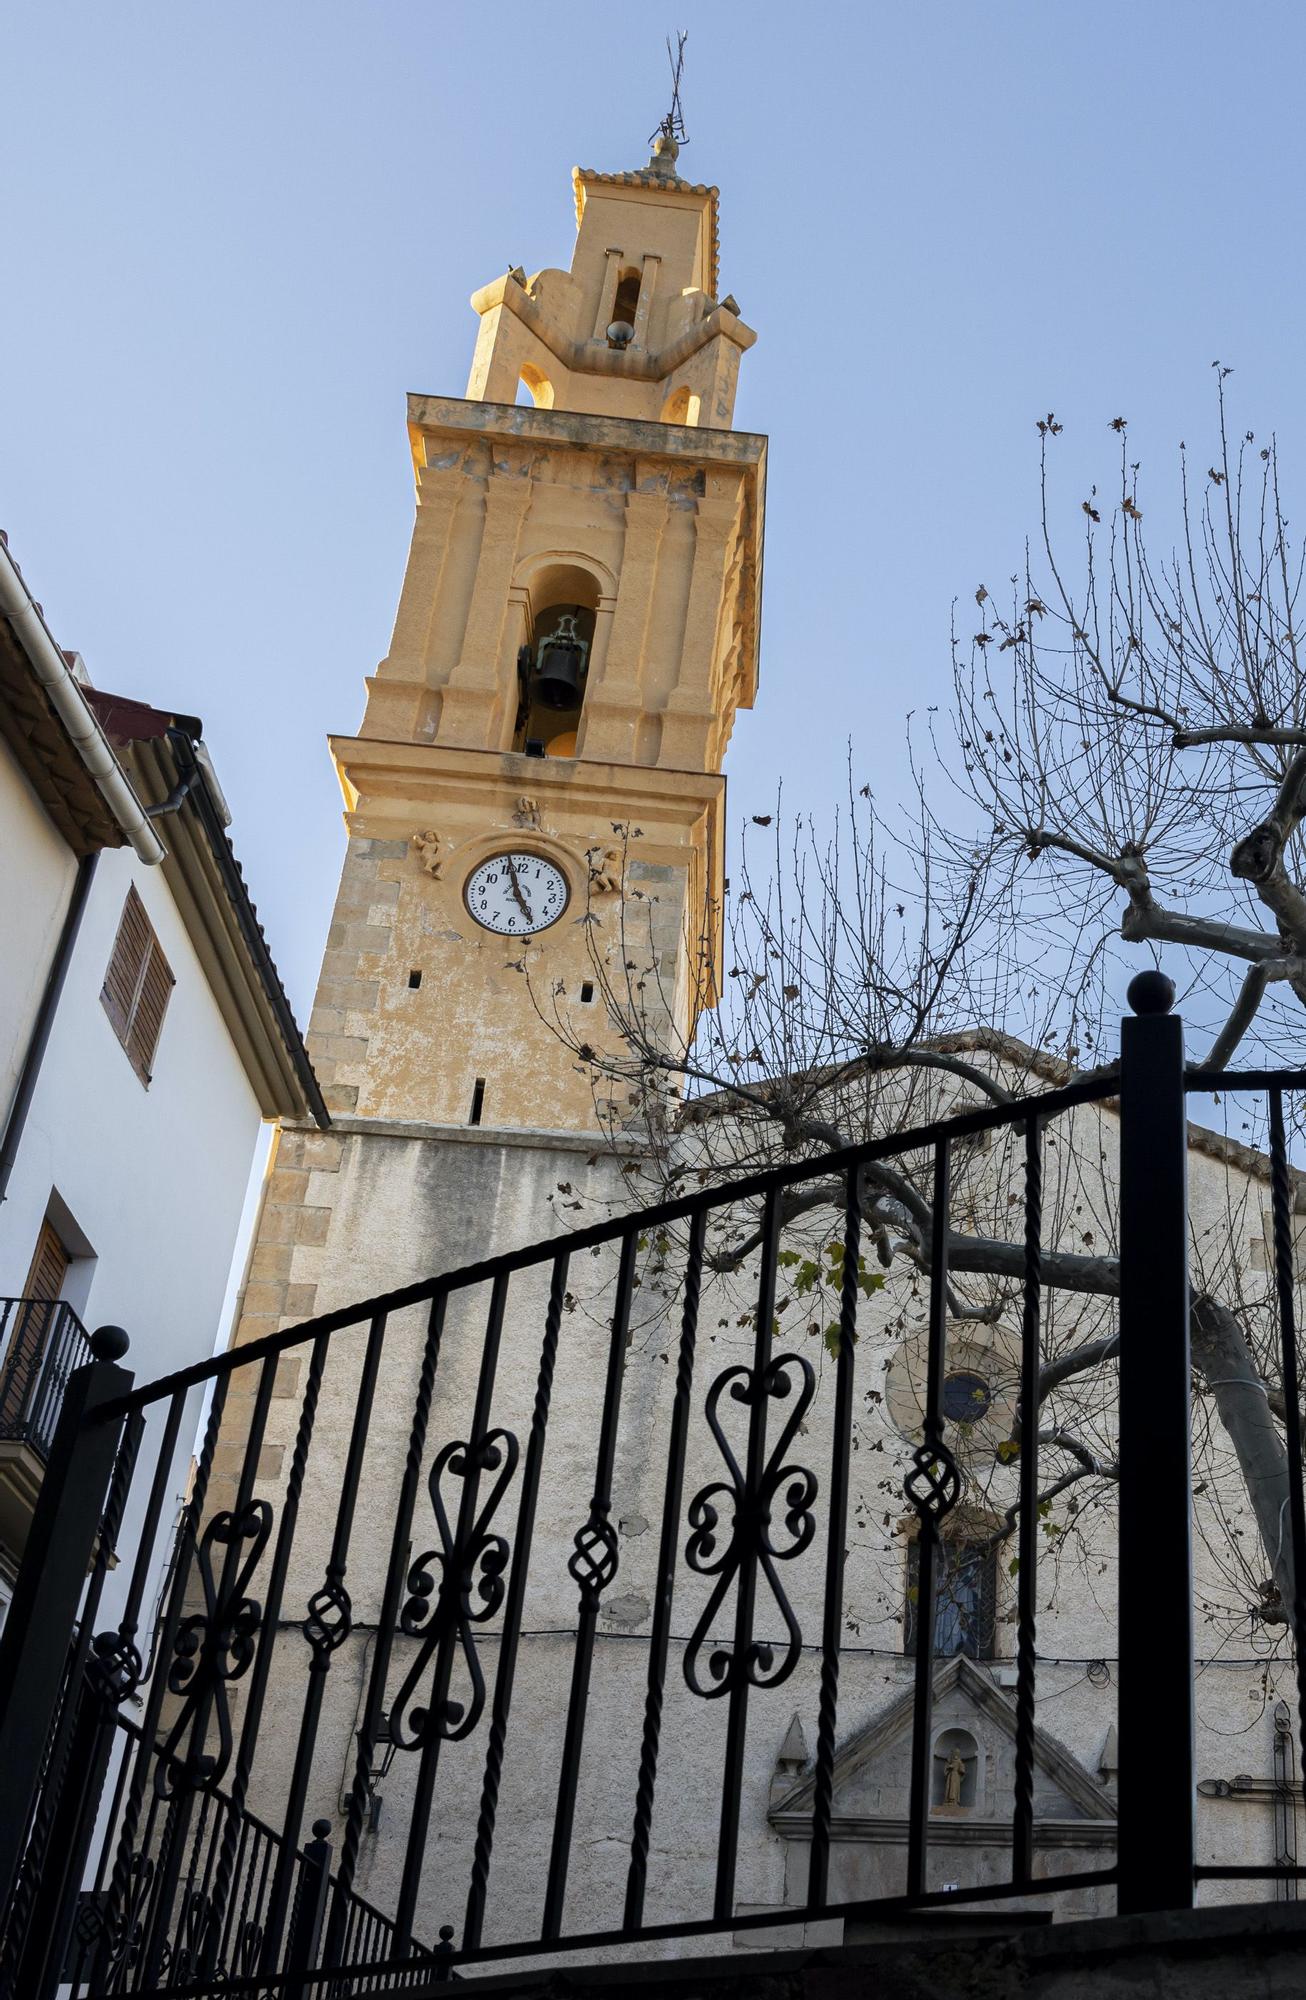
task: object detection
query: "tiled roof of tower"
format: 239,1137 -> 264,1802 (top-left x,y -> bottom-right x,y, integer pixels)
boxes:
572,165 -> 720,298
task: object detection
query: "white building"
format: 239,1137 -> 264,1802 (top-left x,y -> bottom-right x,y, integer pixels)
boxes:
0,532 -> 326,1620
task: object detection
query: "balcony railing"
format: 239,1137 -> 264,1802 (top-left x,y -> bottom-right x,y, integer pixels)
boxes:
0,1297 -> 93,1461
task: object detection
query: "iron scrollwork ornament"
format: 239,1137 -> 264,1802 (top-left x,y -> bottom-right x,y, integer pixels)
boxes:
155,1499 -> 273,1795
97,1851 -> 156,1991
87,1627 -> 145,1709
568,1505 -> 619,1610
904,1440 -> 961,1522
683,1353 -> 818,1698
389,1428 -> 519,1749
302,1573 -> 353,1657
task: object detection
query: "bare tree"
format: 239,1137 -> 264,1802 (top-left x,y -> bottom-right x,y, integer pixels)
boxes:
524,378 -> 1306,1651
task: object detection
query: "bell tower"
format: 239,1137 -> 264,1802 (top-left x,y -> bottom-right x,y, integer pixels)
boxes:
314,134 -> 766,1137
211,144 -> 767,1875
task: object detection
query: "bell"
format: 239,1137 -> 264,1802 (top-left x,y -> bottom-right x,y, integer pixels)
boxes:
534,610 -> 588,711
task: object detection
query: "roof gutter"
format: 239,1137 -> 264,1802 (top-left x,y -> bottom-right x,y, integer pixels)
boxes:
0,541 -> 165,865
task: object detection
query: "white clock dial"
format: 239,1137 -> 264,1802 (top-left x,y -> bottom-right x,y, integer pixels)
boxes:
464,852 -> 570,936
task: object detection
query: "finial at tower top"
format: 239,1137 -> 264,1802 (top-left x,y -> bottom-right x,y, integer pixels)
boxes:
647,30 -> 689,175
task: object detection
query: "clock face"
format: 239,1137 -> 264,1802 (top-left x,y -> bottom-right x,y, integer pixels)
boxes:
464,852 -> 570,936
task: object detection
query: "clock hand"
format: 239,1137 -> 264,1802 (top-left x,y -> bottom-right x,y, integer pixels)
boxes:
505,855 -> 533,922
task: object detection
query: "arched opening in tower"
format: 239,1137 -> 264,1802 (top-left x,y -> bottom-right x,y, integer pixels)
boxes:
611,265 -> 642,335
513,563 -> 600,757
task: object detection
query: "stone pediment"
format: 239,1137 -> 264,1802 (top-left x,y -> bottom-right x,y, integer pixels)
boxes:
769,1658 -> 1116,1846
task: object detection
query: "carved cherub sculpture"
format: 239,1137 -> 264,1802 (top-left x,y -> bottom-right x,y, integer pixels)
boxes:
589,846 -> 623,896
412,830 -> 443,879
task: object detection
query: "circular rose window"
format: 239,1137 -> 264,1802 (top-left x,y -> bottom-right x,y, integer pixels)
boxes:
885,1326 -> 1019,1463
941,1370 -> 993,1425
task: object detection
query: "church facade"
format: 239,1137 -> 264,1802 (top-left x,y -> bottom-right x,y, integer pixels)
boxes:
210,138 -> 1297,1964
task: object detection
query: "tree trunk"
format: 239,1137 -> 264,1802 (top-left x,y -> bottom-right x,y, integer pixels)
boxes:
1191,1293 -> 1293,1616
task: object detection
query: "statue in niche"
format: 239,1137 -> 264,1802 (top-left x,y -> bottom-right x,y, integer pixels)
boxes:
943,1747 -> 967,1808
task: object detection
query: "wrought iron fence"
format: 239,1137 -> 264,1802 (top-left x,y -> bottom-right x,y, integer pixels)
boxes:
0,1295 -> 94,1457
1,980 -> 1305,1996
59,1717 -> 433,1994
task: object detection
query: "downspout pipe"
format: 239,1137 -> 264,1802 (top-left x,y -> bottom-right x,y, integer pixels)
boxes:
0,850 -> 98,1204
0,543 -> 164,866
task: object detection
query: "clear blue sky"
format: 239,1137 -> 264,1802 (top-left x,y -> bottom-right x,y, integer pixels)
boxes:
4,1 -> 1303,1021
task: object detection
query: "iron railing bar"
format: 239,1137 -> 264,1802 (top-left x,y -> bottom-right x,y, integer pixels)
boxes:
243,1827 -> 275,1977
257,1332 -> 335,1972
63,1716 -> 134,1997
1268,1087 -> 1306,1781
326,1292 -> 448,1966
117,1376 -> 229,2000
541,1230 -> 638,1940
3,1404 -> 142,2000
142,1353 -> 279,1987
206,1328 -> 332,1964
93,1375 -> 228,1987
393,1272 -> 513,1954
86,1703 -> 134,1904
114,1782 -> 167,1989
0,1298 -> 94,1456
92,1072 -> 1122,1423
99,1709 -> 418,1978
623,1207 -> 706,1931
135,1933 -> 447,2000
464,1252 -> 570,1951
1195,1863 -> 1306,1877
216,1810 -> 253,1975
361,1867 -> 1125,1978
1186,1067 -> 1306,1093
177,1786 -> 216,1979
107,1390 -> 185,1673
712,1182 -> 784,1924
30,1306 -> 69,1450
906,1140 -> 952,1900
1011,1117 -> 1043,1885
807,1169 -> 862,1907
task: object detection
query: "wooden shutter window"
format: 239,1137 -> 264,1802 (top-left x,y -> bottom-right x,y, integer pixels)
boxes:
100,885 -> 175,1084
24,1219 -> 71,1304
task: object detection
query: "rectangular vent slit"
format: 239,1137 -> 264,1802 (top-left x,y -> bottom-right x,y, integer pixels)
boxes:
469,1078 -> 486,1127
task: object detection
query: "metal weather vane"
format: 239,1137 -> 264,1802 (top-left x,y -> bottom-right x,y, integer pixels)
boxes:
649,29 -> 690,150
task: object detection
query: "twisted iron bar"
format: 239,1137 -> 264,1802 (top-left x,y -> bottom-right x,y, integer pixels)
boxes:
465,1257 -> 568,1947
808,1174 -> 862,1902
1269,1089 -> 1306,1784
1012,1116 -> 1043,1882
626,1213 -> 705,1925
205,1338 -> 329,1967
97,1380 -> 228,1988
329,1296 -> 447,1952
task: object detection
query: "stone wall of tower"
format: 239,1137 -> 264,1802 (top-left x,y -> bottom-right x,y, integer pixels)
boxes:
301,395 -> 763,1138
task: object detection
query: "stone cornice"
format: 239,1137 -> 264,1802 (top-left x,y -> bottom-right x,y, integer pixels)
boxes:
330,735 -> 727,827
301,1114 -> 645,1157
466,274 -> 754,381
407,392 -> 765,467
